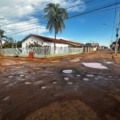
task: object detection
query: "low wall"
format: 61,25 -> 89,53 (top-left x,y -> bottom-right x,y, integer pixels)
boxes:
0,47 -> 84,58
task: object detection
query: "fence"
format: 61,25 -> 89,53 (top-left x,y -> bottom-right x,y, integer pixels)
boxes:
0,47 -> 84,58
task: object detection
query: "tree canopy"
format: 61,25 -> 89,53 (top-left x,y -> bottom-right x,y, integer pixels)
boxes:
44,3 -> 68,36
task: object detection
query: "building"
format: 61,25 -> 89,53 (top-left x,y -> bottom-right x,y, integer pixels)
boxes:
91,43 -> 100,51
22,34 -> 83,54
1,40 -> 6,45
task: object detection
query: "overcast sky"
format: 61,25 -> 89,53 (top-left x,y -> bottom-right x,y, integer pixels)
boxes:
0,0 -> 118,47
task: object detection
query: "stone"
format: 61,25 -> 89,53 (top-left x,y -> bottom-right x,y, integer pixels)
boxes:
94,78 -> 99,80
8,76 -> 13,78
34,81 -> 44,85
3,96 -> 10,101
83,78 -> 89,81
52,82 -> 57,84
86,74 -> 94,77
25,82 -> 31,85
67,82 -> 73,85
64,77 -> 69,81
76,74 -> 81,77
20,74 -> 25,77
109,76 -> 112,78
62,69 -> 73,74
41,86 -> 46,89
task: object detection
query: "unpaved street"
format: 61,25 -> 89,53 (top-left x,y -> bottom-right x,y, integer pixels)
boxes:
0,51 -> 120,120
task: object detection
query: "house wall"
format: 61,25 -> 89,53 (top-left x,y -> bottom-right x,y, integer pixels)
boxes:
22,36 -> 43,48
22,36 -> 69,54
93,47 -> 98,51
2,40 -> 6,45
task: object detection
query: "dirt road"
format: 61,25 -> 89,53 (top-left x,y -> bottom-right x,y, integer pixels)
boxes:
0,51 -> 120,120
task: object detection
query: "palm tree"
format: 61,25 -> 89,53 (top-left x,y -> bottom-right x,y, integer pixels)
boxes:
44,3 -> 68,53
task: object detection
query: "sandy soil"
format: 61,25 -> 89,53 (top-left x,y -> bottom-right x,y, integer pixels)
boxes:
0,51 -> 120,120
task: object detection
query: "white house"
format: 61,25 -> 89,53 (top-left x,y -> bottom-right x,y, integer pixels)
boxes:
22,34 -> 83,54
0,39 -> 6,45
91,43 -> 99,51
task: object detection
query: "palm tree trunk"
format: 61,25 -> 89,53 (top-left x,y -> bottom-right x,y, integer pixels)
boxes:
54,31 -> 56,54
115,27 -> 119,55
0,34 -> 2,49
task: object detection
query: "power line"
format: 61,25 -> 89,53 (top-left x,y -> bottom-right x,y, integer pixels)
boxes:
2,20 -> 47,30
0,0 -> 109,31
69,1 -> 120,19
0,16 -> 45,27
6,6 -> 120,32
6,1 -> 120,36
7,26 -> 45,36
0,0 -> 99,27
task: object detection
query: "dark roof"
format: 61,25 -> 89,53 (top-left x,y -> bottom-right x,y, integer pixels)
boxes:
22,34 -> 83,47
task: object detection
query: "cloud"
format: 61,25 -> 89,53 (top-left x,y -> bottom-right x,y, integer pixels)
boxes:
2,18 -> 47,40
0,0 -> 86,41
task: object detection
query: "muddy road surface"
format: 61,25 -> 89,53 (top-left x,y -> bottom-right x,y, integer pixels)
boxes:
0,51 -> 120,120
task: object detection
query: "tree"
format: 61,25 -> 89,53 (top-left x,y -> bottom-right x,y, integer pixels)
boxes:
110,38 -> 120,51
2,41 -> 12,48
44,3 -> 68,53
17,41 -> 22,48
0,29 -> 5,49
85,43 -> 92,47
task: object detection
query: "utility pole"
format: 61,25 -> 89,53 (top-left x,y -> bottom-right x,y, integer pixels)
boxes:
115,11 -> 120,55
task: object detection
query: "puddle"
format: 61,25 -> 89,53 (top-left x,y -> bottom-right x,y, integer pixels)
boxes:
62,69 -> 74,74
105,62 -> 114,64
82,62 -> 108,69
103,60 -> 114,64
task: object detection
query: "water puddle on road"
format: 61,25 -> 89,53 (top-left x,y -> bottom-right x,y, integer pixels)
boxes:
62,69 -> 74,74
82,62 -> 108,69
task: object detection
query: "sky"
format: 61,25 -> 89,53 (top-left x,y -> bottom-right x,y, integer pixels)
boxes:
0,0 -> 119,47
